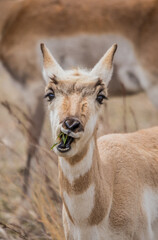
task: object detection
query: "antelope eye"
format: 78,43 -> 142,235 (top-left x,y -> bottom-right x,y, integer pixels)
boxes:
96,94 -> 107,104
44,92 -> 55,102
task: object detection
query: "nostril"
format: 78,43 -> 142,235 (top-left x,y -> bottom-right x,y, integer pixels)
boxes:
71,121 -> 80,130
65,119 -> 80,131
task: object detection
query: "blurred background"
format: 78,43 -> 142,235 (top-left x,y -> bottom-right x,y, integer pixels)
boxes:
0,0 -> 158,239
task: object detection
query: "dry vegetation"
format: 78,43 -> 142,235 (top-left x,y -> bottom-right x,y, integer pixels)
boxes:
0,63 -> 158,240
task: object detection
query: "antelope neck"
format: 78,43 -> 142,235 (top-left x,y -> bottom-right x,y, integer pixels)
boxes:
58,137 -> 95,184
58,136 -> 112,225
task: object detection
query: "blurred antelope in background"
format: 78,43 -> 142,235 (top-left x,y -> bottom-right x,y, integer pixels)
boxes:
1,0 -> 158,195
41,43 -> 158,240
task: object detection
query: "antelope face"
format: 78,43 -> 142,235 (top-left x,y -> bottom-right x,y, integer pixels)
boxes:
41,43 -> 117,157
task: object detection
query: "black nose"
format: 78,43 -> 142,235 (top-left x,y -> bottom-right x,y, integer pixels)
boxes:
64,118 -> 81,132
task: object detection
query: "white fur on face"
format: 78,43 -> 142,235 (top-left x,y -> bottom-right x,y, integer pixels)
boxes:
49,97 -> 61,142
50,109 -> 59,141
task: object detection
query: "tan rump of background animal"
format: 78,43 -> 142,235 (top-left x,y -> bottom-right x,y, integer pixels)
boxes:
1,0 -> 158,105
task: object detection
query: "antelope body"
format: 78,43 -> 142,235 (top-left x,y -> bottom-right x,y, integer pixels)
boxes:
41,44 -> 158,240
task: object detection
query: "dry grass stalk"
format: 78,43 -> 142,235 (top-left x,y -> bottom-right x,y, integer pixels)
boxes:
129,106 -> 139,131
32,183 -> 64,240
0,222 -> 29,240
1,100 -> 36,142
120,82 -> 128,132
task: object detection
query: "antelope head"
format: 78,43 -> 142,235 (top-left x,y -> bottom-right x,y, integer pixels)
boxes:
41,43 -> 117,158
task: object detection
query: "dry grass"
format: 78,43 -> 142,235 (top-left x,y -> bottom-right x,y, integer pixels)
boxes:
0,64 -> 158,239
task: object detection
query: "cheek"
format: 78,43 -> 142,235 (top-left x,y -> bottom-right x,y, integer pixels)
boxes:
49,98 -> 63,132
50,108 -> 60,140
84,113 -> 98,141
80,98 -> 94,125
98,103 -> 107,120
81,99 -> 98,133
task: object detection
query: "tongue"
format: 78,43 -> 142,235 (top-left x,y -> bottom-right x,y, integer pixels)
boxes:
57,136 -> 73,152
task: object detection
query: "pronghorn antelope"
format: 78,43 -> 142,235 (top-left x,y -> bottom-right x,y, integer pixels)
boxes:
41,43 -> 158,240
1,0 -> 158,198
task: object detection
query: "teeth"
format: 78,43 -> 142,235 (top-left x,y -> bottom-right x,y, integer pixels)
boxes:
57,147 -> 70,152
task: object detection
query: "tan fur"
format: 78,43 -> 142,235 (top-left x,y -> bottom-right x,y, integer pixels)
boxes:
59,166 -> 92,195
98,129 -> 158,231
42,44 -> 158,239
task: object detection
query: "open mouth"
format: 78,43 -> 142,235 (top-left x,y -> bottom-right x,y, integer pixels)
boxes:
57,133 -> 74,153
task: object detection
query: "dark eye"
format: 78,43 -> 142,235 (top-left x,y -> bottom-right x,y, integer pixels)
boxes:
44,92 -> 55,102
96,94 -> 108,104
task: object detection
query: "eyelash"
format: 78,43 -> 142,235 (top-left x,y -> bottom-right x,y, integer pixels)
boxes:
96,90 -> 108,104
44,92 -> 55,102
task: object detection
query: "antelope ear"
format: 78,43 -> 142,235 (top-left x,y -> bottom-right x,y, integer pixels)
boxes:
91,44 -> 117,86
40,43 -> 65,83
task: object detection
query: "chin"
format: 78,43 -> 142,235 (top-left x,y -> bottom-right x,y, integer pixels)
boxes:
54,144 -> 78,158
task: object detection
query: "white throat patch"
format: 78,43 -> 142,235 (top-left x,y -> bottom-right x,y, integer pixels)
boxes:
59,139 -> 94,184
